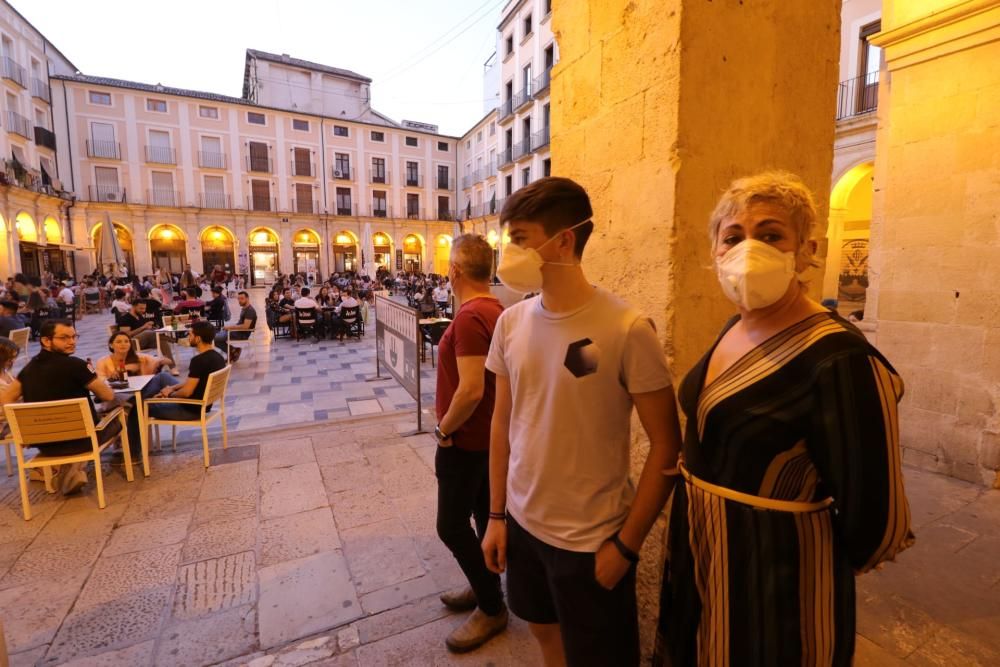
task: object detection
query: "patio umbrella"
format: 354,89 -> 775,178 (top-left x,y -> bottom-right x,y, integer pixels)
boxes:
97,214 -> 127,277
360,221 -> 375,278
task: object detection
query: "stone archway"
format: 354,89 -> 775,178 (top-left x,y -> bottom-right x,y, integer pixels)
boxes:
823,162 -> 874,315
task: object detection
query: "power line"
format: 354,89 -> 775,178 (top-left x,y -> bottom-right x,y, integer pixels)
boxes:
376,0 -> 505,84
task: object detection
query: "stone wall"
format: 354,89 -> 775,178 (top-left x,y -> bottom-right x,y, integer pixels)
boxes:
551,0 -> 841,655
869,1 -> 1000,488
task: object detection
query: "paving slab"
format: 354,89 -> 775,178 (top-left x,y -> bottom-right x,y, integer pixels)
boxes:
314,442 -> 365,466
355,594 -> 455,645
200,459 -> 259,501
174,550 -> 257,620
102,512 -> 192,557
0,536 -> 106,589
182,515 -> 258,564
328,484 -> 397,530
260,462 -> 328,519
75,544 -> 182,611
155,604 -> 258,667
192,490 -> 257,525
257,550 -> 362,649
260,437 -> 317,470
0,568 -> 89,653
341,518 -> 425,595
359,574 -> 442,615
58,640 -> 156,666
319,460 -> 378,495
259,506 -> 341,567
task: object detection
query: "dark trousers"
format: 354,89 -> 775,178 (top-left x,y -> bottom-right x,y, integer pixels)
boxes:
435,444 -> 504,615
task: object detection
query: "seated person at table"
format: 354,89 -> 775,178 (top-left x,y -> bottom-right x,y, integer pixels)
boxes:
174,290 -> 206,315
215,291 -> 256,362
294,287 -> 318,310
117,301 -> 176,365
149,321 -> 226,420
277,288 -> 296,325
58,282 -> 76,311
110,289 -> 131,316
433,282 -> 450,311
316,286 -> 334,307
97,332 -> 179,398
0,300 -> 26,336
0,320 -> 123,494
205,285 -> 228,323
137,288 -> 164,327
340,289 -> 359,310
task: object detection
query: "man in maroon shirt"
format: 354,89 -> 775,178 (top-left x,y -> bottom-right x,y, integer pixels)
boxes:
433,234 -> 507,653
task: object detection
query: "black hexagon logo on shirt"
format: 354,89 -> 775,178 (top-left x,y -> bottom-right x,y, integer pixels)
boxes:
564,338 -> 600,378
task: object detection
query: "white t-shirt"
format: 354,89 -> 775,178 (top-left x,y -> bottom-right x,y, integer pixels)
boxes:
486,286 -> 671,552
294,297 -> 318,309
433,287 -> 449,302
58,287 -> 75,305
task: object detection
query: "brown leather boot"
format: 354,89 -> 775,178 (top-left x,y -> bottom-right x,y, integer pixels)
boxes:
445,605 -> 509,653
439,586 -> 477,612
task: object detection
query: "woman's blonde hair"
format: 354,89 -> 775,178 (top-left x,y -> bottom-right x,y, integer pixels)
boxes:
708,171 -> 820,266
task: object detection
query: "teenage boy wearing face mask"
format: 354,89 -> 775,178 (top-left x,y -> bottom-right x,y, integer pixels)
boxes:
481,177 -> 682,667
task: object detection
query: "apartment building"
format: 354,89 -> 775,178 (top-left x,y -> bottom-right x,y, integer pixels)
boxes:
0,2 -> 78,279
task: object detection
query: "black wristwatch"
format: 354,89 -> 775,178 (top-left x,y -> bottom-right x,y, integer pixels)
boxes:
434,424 -> 450,443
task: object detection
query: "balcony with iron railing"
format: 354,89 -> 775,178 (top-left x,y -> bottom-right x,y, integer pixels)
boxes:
145,145 -> 177,165
404,173 -> 423,188
406,206 -> 422,220
293,198 -> 318,214
334,203 -> 357,216
369,203 -> 391,218
5,110 -> 31,140
533,67 -> 552,96
485,163 -> 498,178
292,160 -> 315,177
497,146 -> 514,169
498,97 -> 514,123
437,209 -> 457,222
34,126 -> 56,151
531,126 -> 551,152
89,185 -> 122,202
332,166 -> 354,181
512,86 -> 533,112
436,176 -> 455,191
513,136 -> 533,161
147,189 -> 177,207
370,170 -> 390,185
87,140 -> 121,160
246,155 -> 272,173
836,73 -> 879,121
198,151 -> 227,169
31,78 -> 49,103
199,192 -> 230,209
2,57 -> 26,88
248,195 -> 276,212
462,174 -> 473,190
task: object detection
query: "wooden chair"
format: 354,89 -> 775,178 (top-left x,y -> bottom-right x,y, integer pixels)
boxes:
144,365 -> 231,468
4,398 -> 133,520
294,308 -> 318,341
84,291 -> 102,314
339,306 -> 363,339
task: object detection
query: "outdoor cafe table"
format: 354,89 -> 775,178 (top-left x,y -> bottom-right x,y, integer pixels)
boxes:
111,373 -> 154,477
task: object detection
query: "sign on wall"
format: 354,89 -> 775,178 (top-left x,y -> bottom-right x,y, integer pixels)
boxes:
395,249 -> 403,271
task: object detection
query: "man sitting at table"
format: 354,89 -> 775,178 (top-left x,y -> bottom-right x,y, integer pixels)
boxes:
215,291 -> 256,362
277,287 -> 296,326
205,285 -> 228,324
174,290 -> 205,315
0,319 -> 125,494
0,300 -> 26,337
117,300 -> 176,366
150,320 -> 226,420
136,288 -> 164,327
340,289 -> 359,310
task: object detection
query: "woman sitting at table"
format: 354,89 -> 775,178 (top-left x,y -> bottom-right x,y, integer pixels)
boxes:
97,332 -> 179,399
316,286 -> 335,308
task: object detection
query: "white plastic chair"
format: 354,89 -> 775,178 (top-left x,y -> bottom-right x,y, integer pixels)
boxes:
144,365 -> 231,468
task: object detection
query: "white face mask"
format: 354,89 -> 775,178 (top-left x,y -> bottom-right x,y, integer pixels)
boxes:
497,220 -> 590,293
715,239 -> 798,310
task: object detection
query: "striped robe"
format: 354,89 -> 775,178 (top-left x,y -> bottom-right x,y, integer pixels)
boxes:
654,312 -> 914,666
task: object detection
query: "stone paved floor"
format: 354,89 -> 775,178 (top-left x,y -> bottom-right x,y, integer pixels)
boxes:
35,291 -> 438,448
0,410 -> 996,666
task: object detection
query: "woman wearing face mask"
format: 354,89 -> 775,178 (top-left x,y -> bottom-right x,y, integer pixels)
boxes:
654,172 -> 913,667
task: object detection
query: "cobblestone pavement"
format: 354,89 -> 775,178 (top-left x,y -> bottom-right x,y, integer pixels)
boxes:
0,409 -> 996,666
29,290 -> 437,447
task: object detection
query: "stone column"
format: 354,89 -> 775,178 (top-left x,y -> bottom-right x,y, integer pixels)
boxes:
551,0 -> 841,653
868,0 -> 1000,488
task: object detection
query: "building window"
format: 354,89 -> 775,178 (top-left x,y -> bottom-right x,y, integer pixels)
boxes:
371,157 -> 386,183
333,125 -> 349,137
437,141 -> 449,152
334,153 -> 351,178
545,0 -> 552,15
466,139 -> 471,150
147,98 -> 167,113
523,14 -> 533,38
336,187 -> 352,215
476,131 -> 483,144
437,165 -> 450,190
292,118 -> 309,131
405,136 -> 418,147
371,130 -> 385,142
489,122 -> 496,136
372,190 -> 387,217
505,34 -> 514,57
521,167 -> 530,187
247,111 -> 266,125
543,158 -> 551,177
406,193 -> 420,218
251,179 -> 271,211
89,91 -> 111,105
505,175 -> 513,197
437,196 -> 451,219
405,161 -> 419,187
199,106 -> 219,119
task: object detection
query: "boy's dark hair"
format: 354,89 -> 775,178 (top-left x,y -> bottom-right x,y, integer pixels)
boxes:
238,291 -> 249,299
500,177 -> 595,257
190,320 -> 215,344
301,287 -> 310,297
